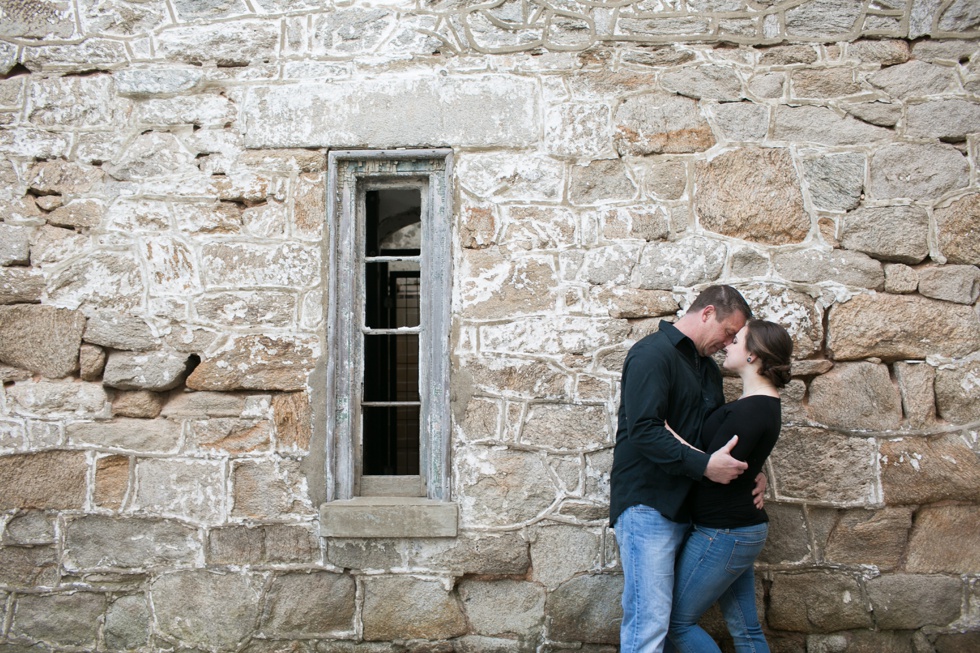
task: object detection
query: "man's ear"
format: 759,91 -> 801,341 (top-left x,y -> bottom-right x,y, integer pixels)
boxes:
701,305 -> 716,322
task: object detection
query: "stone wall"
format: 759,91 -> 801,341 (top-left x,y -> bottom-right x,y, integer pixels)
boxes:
1,1 -> 979,652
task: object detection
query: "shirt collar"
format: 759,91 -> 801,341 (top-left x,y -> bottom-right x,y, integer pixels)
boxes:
659,320 -> 699,355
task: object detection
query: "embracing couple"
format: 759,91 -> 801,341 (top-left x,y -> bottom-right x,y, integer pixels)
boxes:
610,284 -> 794,653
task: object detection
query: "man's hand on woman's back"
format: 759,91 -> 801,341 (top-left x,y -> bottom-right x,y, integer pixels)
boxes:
704,435 -> 748,483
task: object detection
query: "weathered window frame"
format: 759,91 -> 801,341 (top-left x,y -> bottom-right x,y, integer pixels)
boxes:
320,149 -> 455,538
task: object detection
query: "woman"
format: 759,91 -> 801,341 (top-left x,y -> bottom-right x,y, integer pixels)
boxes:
667,319 -> 793,653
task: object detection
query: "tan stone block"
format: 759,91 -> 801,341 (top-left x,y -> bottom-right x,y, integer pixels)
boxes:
883,263 -> 918,294
161,390 -> 248,418
867,573 -> 963,629
47,198 -> 104,228
136,458 -> 226,524
186,335 -> 318,392
231,459 -> 313,521
2,511 -> 55,545
614,92 -> 715,156
935,358 -> 980,424
68,418 -> 181,454
0,450 -> 87,510
293,172 -> 325,239
595,288 -> 677,319
822,507 -> 913,570
0,305 -> 86,378
740,283 -> 825,359
500,205 -> 577,250
79,343 -> 106,381
529,523 -> 601,588
521,404 -> 609,451
189,418 -> 272,454
807,362 -> 901,431
757,502 -> 811,565
546,574 -> 622,644
273,392 -> 312,452
111,390 -> 166,418
457,249 -> 560,319
95,455 -> 131,511
362,575 -> 466,641
935,193 -> 980,265
207,526 -> 264,566
768,571 -> 872,632
0,266 -> 44,304
906,505 -> 980,573
27,159 -> 106,195
827,293 -> 980,361
460,204 -> 496,249
457,445 -> 559,528
918,265 -> 980,305
769,427 -> 876,504
695,147 -> 807,245
893,361 -> 937,428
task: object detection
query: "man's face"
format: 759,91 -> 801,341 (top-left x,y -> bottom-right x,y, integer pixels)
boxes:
696,308 -> 746,357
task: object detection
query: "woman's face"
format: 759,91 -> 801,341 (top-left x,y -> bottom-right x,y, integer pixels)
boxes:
722,325 -> 751,371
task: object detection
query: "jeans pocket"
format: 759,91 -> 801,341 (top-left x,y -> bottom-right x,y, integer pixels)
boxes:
725,537 -> 765,575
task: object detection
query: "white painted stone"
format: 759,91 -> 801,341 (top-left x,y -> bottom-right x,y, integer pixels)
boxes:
457,151 -> 564,202
631,237 -> 727,290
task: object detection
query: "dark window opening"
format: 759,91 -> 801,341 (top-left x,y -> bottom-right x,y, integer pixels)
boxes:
362,189 -> 421,476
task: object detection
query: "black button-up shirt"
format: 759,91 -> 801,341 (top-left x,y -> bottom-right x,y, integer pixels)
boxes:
609,321 -> 724,526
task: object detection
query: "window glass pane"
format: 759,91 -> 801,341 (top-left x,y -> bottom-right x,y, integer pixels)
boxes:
362,334 -> 419,402
364,262 -> 420,329
365,189 -> 421,256
363,405 -> 420,476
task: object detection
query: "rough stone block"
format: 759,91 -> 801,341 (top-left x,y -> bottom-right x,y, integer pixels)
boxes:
189,417 -> 272,454
114,67 -> 205,96
867,573 -> 962,629
869,142 -> 970,201
321,498 -> 458,539
848,39 -> 910,65
569,159 -> 638,206
10,592 -> 105,647
79,343 -> 107,381
529,524 -> 601,588
632,237 -> 726,290
768,571 -> 872,632
807,362 -> 902,431
0,450 -> 87,510
893,361 -> 937,428
546,574 -> 622,644
521,404 -> 609,451
161,390 -> 249,417
94,454 -> 130,511
261,572 -> 356,637
773,105 -> 892,145
150,570 -> 263,650
917,265 -> 980,304
68,418 -> 181,454
907,504 -> 980,573
769,427 -> 876,505
273,392 -> 312,452
105,594 -> 151,650
595,288 -> 678,320
801,152 -> 865,212
208,525 -> 264,566
103,349 -> 192,392
28,74 -> 120,129
459,579 -> 545,638
361,576 -> 467,641
47,198 -> 104,228
244,76 -> 538,149
907,98 -> 980,141
111,390 -> 166,419
232,458 -> 314,521
0,305 -> 86,378
867,59 -> 959,98
195,291 -> 297,328
822,507 -> 913,570
457,250 -> 560,320
841,205 -> 930,264
0,223 -> 32,265
694,148 -> 810,245
739,283 -> 825,359
0,0 -> 76,39
842,99 -> 902,127
0,266 -> 44,304
773,249 -> 883,289
827,293 -> 980,361
187,335 -> 319,392
0,545 -> 60,587
457,446 -> 561,528
936,358 -> 980,424
264,524 -> 320,564
662,64 -> 743,100
47,250 -> 145,313
935,193 -> 980,265
2,511 -> 55,545
157,20 -> 278,66
792,68 -> 862,99
64,515 -> 202,571
6,379 -> 108,418
136,458 -> 227,524
84,311 -> 159,351
883,263 -> 918,294
613,91 -> 715,155
756,503 -> 811,565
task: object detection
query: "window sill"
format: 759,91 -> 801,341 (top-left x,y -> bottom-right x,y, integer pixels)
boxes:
319,497 -> 458,538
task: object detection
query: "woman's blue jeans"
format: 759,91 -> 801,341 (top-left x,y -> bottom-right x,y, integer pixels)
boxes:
617,504 -> 690,653
666,523 -> 770,653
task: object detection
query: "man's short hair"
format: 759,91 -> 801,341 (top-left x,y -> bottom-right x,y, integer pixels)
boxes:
688,285 -> 752,321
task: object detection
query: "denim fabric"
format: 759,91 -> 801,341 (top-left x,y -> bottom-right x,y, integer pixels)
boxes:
617,504 -> 690,653
666,523 -> 770,653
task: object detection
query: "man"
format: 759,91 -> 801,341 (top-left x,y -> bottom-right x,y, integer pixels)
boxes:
610,285 -> 755,653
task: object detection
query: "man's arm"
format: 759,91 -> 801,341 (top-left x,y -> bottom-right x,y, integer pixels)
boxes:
703,436 -> 748,484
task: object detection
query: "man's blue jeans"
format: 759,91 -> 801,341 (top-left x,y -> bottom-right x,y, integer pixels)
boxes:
617,504 -> 689,653
666,523 -> 770,653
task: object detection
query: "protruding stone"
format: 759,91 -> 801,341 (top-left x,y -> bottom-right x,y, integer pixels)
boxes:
869,142 -> 969,200
94,455 -> 130,510
808,362 -> 902,431
769,427 -> 876,504
6,379 -> 108,418
841,100 -> 902,127
906,505 -> 980,573
0,223 -> 32,265
614,92 -> 715,156
893,361 -> 937,428
917,265 -> 980,305
0,267 -> 44,304
84,311 -> 159,351
840,205 -> 929,264
0,450 -> 87,510
103,349 -> 191,391
866,59 -> 959,98
907,98 -> 980,141
828,293 -> 980,361
28,159 -> 106,196
187,335 -> 318,392
935,194 -> 980,265
695,148 -> 808,245
661,65 -> 742,100
361,576 -> 467,641
111,390 -> 166,418
883,263 -> 918,294
150,571 -> 263,650
0,305 -> 86,378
